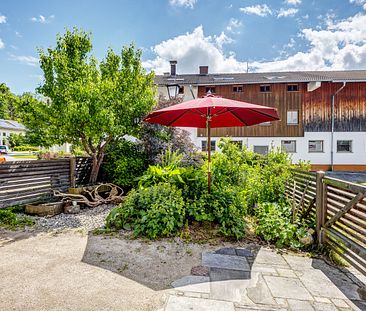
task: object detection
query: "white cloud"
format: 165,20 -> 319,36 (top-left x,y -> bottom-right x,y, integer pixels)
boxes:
30,14 -> 54,24
169,0 -> 196,8
144,13 -> 366,75
285,0 -> 301,5
240,4 -> 272,17
350,0 -> 366,9
143,26 -> 247,74
226,18 -> 243,33
15,31 -> 22,38
0,15 -> 6,24
0,38 -> 4,49
277,8 -> 298,18
9,54 -> 39,66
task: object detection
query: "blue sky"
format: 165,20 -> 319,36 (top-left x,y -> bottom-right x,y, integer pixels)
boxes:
1,0 -> 366,94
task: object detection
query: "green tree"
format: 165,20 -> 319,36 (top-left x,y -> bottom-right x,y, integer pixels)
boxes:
0,83 -> 19,119
21,28 -> 156,183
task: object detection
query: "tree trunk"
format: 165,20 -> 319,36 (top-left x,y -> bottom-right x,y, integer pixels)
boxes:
89,152 -> 105,184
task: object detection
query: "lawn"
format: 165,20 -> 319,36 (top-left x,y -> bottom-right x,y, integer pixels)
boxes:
11,154 -> 37,159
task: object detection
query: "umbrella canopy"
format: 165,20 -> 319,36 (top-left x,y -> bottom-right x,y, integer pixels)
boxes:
144,94 -> 280,128
144,94 -> 280,193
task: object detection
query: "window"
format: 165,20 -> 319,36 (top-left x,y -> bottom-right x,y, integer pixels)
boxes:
178,86 -> 184,94
2,132 -> 6,136
337,140 -> 352,153
205,87 -> 216,94
201,140 -> 216,152
309,140 -> 324,153
287,110 -> 299,125
253,145 -> 269,155
287,84 -> 299,92
231,140 -> 243,149
233,86 -> 243,93
260,85 -> 271,93
281,140 -> 296,153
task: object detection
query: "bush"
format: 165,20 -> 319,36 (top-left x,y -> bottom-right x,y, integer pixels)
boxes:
37,150 -> 72,160
13,145 -> 39,152
106,183 -> 185,239
0,209 -> 34,229
104,139 -> 147,188
255,202 -> 309,249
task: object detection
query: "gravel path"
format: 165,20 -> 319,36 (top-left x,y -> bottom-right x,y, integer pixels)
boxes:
31,204 -> 115,232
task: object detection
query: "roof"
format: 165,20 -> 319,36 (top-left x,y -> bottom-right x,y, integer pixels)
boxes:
155,70 -> 366,86
0,119 -> 26,131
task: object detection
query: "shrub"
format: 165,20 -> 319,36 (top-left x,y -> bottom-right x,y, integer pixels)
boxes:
104,139 -> 147,188
255,202 -> 309,249
37,150 -> 72,160
0,209 -> 34,229
106,183 -> 185,239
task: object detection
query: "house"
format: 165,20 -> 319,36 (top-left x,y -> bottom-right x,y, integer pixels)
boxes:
0,119 -> 26,145
155,61 -> 366,171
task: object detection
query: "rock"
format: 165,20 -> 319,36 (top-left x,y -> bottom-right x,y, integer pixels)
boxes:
191,265 -> 209,276
64,203 -> 80,214
25,202 -> 63,217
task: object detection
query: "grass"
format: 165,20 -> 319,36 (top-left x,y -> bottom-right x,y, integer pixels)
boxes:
0,207 -> 35,230
11,154 -> 38,159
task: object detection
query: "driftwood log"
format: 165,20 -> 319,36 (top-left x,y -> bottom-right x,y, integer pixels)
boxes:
54,183 -> 124,207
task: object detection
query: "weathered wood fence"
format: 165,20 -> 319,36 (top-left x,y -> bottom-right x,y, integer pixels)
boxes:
0,157 -> 92,208
286,169 -> 366,276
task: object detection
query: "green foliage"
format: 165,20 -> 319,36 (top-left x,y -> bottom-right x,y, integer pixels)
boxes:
17,28 -> 156,183
104,139 -> 147,187
255,202 -> 308,249
0,209 -> 34,229
13,145 -> 39,152
106,183 -> 185,239
0,83 -> 19,119
37,150 -> 72,160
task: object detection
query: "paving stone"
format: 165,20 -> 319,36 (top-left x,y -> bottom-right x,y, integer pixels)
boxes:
276,268 -> 297,278
215,248 -> 237,256
251,264 -> 278,276
202,253 -> 250,271
191,265 -> 209,276
210,267 -> 250,282
283,254 -> 314,270
314,296 -> 331,303
264,275 -> 314,300
254,248 -> 289,267
274,298 -> 287,306
298,269 -> 356,300
171,276 -> 210,294
331,299 -> 350,308
210,279 -> 248,303
313,302 -> 338,311
164,295 -> 235,311
246,274 -> 276,305
235,248 -> 254,258
287,299 -> 315,311
184,292 -> 202,298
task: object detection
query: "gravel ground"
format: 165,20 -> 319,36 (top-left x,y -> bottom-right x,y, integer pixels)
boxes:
29,204 -> 115,232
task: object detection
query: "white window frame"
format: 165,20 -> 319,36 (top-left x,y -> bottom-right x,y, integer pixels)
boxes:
287,110 -> 299,125
309,140 -> 324,153
281,140 -> 296,153
201,140 -> 216,152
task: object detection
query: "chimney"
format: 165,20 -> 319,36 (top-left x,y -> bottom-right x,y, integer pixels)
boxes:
170,60 -> 177,76
199,66 -> 208,75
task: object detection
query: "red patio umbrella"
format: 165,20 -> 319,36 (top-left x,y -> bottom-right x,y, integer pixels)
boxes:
144,94 -> 280,193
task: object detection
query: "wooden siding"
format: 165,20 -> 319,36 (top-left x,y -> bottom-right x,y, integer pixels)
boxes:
197,83 -> 305,137
304,82 -> 366,132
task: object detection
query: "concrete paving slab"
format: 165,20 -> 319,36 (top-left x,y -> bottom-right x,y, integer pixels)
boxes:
254,249 -> 289,267
164,295 -> 235,311
210,279 -> 248,303
313,302 -> 338,311
264,275 -> 313,300
210,267 -> 250,281
246,274 -> 276,305
202,253 -> 250,271
287,299 -> 315,311
282,254 -> 314,270
276,268 -> 297,278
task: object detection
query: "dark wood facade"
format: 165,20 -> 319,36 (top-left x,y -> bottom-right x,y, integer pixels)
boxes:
197,83 -> 306,137
304,82 -> 366,132
197,81 -> 366,137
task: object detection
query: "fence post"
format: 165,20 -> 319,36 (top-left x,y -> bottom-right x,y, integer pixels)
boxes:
69,157 -> 76,188
315,171 -> 325,246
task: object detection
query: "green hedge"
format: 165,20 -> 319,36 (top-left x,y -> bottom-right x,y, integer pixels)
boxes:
13,145 -> 39,152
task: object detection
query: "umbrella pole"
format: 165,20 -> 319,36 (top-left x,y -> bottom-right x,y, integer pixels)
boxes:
207,118 -> 211,194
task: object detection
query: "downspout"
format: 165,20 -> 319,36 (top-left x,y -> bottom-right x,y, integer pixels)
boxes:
331,81 -> 346,171
189,84 -> 196,99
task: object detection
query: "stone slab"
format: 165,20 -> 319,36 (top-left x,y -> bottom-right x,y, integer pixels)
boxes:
210,279 -> 247,303
254,249 -> 289,267
287,299 -> 315,311
164,295 -> 235,311
171,276 -> 210,294
210,267 -> 250,282
283,254 -> 314,270
246,274 -> 276,305
313,302 -> 338,311
202,253 -> 250,271
215,248 -> 237,256
264,275 -> 313,300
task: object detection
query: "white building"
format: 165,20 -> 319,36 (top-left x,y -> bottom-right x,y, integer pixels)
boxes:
0,119 -> 26,145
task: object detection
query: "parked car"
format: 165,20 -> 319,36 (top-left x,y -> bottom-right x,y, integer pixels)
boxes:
0,153 -> 5,162
0,145 -> 9,154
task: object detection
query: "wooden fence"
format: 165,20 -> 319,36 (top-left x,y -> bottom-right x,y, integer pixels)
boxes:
0,157 -> 92,208
286,170 -> 366,276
